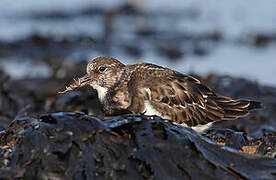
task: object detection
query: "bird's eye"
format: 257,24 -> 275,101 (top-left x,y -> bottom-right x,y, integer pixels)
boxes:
98,66 -> 106,72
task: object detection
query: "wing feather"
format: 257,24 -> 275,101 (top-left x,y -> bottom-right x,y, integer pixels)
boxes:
126,64 -> 260,127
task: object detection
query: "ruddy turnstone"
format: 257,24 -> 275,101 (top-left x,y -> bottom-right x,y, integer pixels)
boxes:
60,56 -> 261,132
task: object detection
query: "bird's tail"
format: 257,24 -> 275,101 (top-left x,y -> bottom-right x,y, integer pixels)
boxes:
213,95 -> 261,120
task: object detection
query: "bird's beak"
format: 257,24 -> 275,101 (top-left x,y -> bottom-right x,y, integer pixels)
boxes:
78,74 -> 92,87
59,74 -> 93,94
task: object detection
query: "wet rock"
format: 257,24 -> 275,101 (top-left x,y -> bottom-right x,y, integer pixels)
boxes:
193,43 -> 208,56
136,29 -> 155,37
124,45 -> 142,58
204,129 -> 247,150
0,90 -> 19,120
0,113 -> 275,179
203,128 -> 276,158
29,35 -> 54,47
158,42 -> 183,60
118,2 -> 140,15
247,33 -> 276,48
0,116 -> 11,131
0,70 -> 10,86
55,87 -> 102,115
0,71 -> 19,123
257,131 -> 276,158
0,71 -> 17,130
2,78 -> 101,119
163,47 -> 183,60
208,30 -> 223,42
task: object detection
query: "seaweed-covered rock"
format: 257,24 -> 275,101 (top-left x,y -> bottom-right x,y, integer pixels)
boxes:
0,113 -> 275,179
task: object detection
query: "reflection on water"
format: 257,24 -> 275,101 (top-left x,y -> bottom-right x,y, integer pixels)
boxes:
0,0 -> 275,86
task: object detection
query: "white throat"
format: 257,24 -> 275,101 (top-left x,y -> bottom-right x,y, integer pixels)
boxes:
90,84 -> 108,102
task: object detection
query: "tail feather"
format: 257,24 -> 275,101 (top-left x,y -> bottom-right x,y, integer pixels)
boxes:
223,109 -> 249,119
210,95 -> 261,120
245,100 -> 262,110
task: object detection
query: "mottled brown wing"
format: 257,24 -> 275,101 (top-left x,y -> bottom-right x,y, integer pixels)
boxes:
147,73 -> 258,126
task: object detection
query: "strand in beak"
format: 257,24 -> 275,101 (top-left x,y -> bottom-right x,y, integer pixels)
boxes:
59,74 -> 92,93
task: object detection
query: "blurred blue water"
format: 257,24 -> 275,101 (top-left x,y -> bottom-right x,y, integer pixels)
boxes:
0,0 -> 276,86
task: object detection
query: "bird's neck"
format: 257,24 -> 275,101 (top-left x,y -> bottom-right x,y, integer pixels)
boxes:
93,69 -> 128,106
91,84 -> 108,103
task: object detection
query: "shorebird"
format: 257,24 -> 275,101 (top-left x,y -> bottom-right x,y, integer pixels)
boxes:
60,56 -> 261,132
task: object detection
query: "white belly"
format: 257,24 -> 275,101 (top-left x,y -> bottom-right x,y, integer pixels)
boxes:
144,100 -> 212,133
144,100 -> 171,120
176,122 -> 214,133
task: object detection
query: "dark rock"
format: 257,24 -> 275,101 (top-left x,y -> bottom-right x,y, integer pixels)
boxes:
29,35 -> 54,46
0,116 -> 11,131
204,129 -> 247,150
118,2 -> 140,15
209,30 -> 223,42
55,87 -> 102,115
136,29 -> 155,37
0,113 -> 275,179
0,90 -> 19,120
257,131 -> 276,158
193,43 -> 208,56
248,34 -> 271,48
0,70 -> 10,87
158,43 -> 183,60
124,45 -> 142,58
253,34 -> 270,47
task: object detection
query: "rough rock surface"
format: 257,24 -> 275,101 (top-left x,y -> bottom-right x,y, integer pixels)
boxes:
0,113 -> 276,180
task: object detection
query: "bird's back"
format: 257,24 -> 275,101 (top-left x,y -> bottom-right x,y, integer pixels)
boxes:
123,64 -> 261,129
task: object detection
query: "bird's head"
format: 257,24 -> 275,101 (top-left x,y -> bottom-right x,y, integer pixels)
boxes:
78,56 -> 125,90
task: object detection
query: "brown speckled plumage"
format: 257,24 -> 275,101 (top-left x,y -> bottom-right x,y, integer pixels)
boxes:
60,56 -> 261,130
